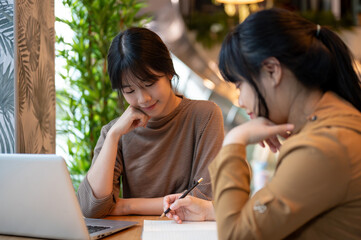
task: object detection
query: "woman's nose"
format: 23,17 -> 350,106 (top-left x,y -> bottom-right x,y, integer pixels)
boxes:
138,89 -> 151,104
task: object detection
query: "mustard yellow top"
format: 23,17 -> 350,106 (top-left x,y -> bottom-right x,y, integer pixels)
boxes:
209,92 -> 361,239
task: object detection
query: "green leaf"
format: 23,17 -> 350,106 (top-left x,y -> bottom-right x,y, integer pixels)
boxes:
56,0 -> 146,189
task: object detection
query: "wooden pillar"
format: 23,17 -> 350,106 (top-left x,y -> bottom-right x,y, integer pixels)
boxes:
0,0 -> 55,153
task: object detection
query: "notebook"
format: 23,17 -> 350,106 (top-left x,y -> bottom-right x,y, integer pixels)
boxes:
0,154 -> 137,240
143,220 -> 218,240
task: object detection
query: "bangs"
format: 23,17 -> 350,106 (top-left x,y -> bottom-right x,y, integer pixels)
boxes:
219,30 -> 253,84
218,28 -> 269,117
120,64 -> 164,89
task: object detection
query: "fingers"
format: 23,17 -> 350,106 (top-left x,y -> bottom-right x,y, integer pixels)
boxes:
169,197 -> 191,211
173,215 -> 183,224
163,196 -> 171,210
163,194 -> 182,212
131,110 -> 150,128
279,130 -> 292,139
266,135 -> 281,153
165,211 -> 173,219
261,124 -> 294,152
264,139 -> 277,153
163,200 -> 182,224
226,117 -> 294,152
118,106 -> 150,134
268,123 -> 294,136
166,212 -> 183,224
163,194 -> 182,204
165,211 -> 182,224
139,113 -> 150,127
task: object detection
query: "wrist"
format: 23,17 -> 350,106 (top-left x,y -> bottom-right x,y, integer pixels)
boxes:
112,198 -> 130,215
205,200 -> 216,221
107,128 -> 123,142
113,198 -> 163,215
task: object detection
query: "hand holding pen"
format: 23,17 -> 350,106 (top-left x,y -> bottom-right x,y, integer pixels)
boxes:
160,178 -> 203,218
161,178 -> 215,223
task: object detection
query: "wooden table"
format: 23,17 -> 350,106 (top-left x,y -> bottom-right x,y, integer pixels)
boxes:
104,215 -> 167,240
0,215 -> 168,240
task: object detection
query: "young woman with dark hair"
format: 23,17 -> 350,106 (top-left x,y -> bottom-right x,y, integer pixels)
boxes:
77,27 -> 224,218
163,8 -> 361,239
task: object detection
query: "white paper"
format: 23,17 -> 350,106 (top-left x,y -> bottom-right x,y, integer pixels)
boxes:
142,220 -> 218,240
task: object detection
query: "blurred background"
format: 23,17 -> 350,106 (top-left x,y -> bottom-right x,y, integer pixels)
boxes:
54,0 -> 361,192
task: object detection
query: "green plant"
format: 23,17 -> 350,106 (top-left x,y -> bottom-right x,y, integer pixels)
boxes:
56,0 -> 151,190
299,10 -> 354,30
185,11 -> 237,49
273,0 -> 355,30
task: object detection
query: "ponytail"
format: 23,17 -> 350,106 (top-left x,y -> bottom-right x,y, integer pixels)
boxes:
317,27 -> 361,112
218,8 -> 361,114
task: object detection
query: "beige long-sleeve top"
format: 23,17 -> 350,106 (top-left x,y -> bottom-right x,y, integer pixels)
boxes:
77,97 -> 224,218
209,92 -> 361,239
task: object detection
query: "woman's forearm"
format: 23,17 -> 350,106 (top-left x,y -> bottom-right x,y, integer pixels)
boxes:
109,198 -> 164,216
87,129 -> 120,198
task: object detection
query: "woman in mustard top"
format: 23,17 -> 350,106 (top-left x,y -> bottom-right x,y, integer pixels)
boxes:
163,8 -> 361,239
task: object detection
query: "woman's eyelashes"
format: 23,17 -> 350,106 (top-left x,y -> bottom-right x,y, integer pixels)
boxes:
122,81 -> 156,94
123,88 -> 134,94
145,82 -> 155,87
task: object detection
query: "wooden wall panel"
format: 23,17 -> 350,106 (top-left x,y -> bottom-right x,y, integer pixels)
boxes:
15,0 -> 55,153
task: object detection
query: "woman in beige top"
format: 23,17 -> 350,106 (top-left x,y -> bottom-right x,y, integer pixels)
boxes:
77,27 -> 224,218
163,8 -> 361,239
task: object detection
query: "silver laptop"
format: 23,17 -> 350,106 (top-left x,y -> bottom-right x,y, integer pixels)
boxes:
0,154 -> 137,240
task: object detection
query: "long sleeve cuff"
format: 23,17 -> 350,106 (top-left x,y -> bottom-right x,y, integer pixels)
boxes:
77,175 -> 116,218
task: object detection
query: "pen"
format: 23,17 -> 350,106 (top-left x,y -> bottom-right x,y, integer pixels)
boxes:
160,177 -> 204,218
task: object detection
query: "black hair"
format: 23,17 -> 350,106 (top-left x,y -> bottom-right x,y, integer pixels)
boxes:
107,27 -> 178,92
219,8 -> 361,116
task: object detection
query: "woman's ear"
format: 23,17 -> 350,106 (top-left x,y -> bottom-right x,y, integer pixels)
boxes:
262,57 -> 282,87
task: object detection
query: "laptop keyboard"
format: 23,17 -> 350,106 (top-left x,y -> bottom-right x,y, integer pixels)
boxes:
87,225 -> 111,234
